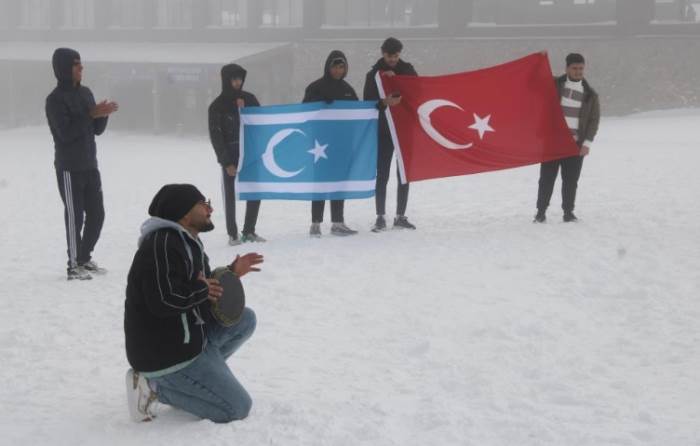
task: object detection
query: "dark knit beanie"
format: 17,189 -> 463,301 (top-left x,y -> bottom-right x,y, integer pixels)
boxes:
381,37 -> 403,55
566,53 -> 585,66
148,184 -> 206,222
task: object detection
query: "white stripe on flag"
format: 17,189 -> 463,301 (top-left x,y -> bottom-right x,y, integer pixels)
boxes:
237,180 -> 375,194
241,109 -> 378,126
375,71 -> 408,185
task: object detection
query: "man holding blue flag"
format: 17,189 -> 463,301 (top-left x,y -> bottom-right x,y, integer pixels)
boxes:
301,50 -> 401,237
237,50 -> 399,238
208,63 -> 265,246
302,50 -> 361,237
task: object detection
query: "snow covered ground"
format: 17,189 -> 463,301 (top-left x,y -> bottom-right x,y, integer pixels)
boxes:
0,109 -> 699,446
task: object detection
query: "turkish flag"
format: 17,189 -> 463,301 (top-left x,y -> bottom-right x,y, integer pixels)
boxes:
378,52 -> 579,183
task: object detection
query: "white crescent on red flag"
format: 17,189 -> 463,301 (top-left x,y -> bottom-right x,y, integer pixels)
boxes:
377,52 -> 579,183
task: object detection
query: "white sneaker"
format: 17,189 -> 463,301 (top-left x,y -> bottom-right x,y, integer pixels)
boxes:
228,235 -> 242,246
126,369 -> 158,422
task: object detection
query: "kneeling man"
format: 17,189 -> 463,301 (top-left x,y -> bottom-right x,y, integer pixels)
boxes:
124,184 -> 263,422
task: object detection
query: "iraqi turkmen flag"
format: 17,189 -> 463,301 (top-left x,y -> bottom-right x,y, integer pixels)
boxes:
237,101 -> 379,201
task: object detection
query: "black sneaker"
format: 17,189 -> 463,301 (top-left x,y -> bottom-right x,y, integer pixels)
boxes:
393,216 -> 416,230
563,212 -> 578,223
67,266 -> 92,281
533,211 -> 546,223
79,260 -> 107,275
331,223 -> 358,236
309,223 -> 322,238
241,233 -> 266,243
371,215 -> 387,233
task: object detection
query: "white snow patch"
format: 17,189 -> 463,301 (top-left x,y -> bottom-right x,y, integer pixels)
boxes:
0,109 -> 699,445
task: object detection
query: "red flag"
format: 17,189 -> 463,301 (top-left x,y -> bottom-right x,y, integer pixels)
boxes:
378,52 -> 579,183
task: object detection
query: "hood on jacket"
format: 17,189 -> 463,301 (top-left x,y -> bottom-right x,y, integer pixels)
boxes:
52,48 -> 80,87
138,216 -> 203,266
323,50 -> 348,81
138,217 -> 188,247
220,63 -> 247,98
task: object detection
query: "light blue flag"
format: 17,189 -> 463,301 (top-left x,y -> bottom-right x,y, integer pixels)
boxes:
238,101 -> 379,201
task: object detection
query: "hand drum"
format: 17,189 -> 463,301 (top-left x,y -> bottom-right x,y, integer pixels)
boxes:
209,267 -> 245,327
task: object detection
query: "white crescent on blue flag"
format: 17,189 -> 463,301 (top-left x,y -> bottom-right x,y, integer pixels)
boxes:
237,101 -> 379,201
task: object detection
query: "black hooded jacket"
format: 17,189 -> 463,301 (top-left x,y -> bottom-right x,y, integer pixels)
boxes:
124,217 -> 214,373
363,58 -> 417,144
208,64 -> 260,167
45,48 -> 108,172
303,50 -> 359,103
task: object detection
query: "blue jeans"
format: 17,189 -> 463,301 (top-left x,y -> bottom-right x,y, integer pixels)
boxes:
149,308 -> 257,423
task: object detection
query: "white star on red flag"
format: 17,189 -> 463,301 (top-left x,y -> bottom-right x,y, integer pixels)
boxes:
469,114 -> 495,140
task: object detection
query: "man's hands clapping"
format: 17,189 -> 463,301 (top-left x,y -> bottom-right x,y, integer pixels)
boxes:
91,100 -> 119,118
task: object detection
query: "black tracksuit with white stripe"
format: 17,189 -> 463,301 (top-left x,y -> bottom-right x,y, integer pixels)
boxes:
125,219 -> 215,373
46,48 -> 107,268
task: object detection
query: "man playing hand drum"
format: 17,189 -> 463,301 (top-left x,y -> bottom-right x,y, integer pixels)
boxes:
124,183 -> 264,423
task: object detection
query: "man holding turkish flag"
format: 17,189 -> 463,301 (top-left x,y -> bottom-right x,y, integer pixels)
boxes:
377,52 -> 579,184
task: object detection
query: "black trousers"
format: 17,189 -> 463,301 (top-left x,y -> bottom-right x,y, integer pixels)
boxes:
536,155 -> 585,213
375,139 -> 409,216
56,169 -> 105,268
222,168 -> 261,237
311,200 -> 344,224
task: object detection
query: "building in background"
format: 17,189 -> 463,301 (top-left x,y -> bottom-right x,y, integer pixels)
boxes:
2,0 -> 698,42
0,0 -> 698,132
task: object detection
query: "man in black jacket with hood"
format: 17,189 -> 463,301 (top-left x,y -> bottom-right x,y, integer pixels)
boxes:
303,50 -> 359,237
303,50 -> 400,238
46,48 -> 118,280
124,184 -> 263,423
208,63 -> 265,245
363,38 -> 418,232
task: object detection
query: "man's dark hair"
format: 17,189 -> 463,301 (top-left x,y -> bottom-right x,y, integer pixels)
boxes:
381,37 -> 403,55
566,53 -> 585,66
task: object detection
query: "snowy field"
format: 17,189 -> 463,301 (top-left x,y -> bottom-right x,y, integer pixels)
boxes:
1,109 -> 699,446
